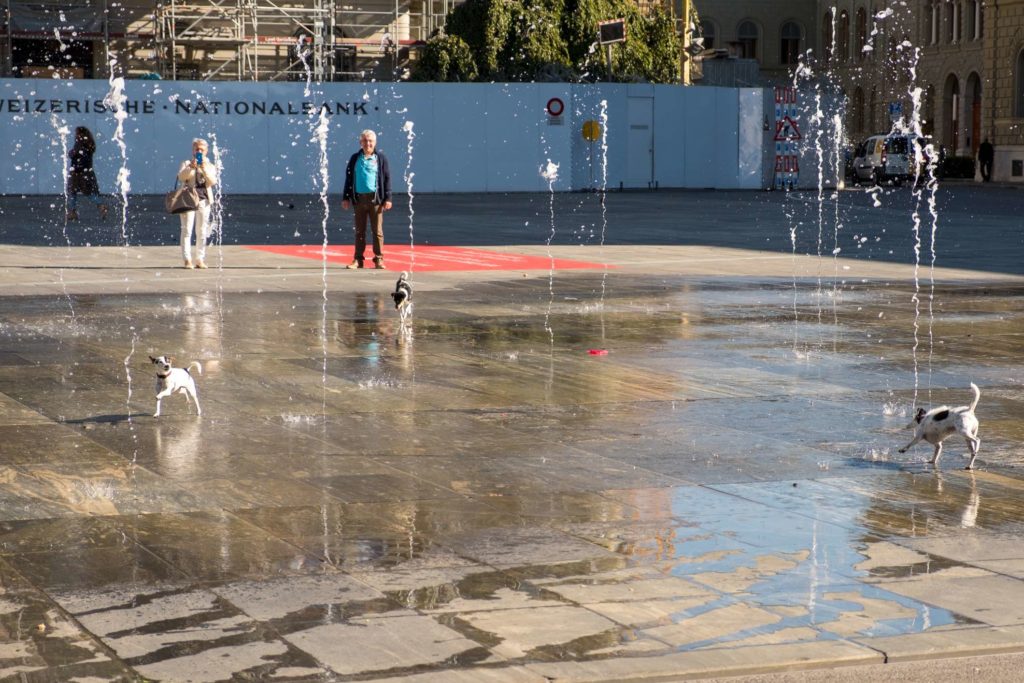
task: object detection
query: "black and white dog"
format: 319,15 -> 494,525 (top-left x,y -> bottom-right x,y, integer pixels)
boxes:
899,383 -> 981,469
150,355 -> 202,417
392,271 -> 412,311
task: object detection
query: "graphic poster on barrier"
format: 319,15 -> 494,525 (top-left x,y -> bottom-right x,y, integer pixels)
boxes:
773,86 -> 801,190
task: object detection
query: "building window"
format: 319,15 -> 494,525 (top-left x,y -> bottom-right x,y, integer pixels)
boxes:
948,1 -> 960,44
780,21 -> 801,65
944,73 -> 960,151
964,1 -> 976,41
701,20 -> 716,50
837,11 -> 850,62
930,1 -> 939,45
821,11 -> 833,63
974,0 -> 983,40
924,85 -> 936,135
737,20 -> 758,60
856,8 -> 868,61
1016,50 -> 1024,117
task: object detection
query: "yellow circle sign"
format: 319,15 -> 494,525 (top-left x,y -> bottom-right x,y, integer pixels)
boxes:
582,120 -> 602,142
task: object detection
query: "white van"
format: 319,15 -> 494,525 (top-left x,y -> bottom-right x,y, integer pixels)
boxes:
851,134 -> 935,186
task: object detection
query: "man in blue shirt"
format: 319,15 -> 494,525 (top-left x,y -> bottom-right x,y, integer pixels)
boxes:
342,129 -> 392,269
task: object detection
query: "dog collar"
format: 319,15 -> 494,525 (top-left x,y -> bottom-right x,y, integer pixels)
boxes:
156,372 -> 170,379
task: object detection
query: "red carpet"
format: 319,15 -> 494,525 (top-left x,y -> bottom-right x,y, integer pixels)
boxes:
245,245 -> 612,272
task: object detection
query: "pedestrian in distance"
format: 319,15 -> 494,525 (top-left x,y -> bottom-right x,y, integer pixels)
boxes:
176,138 -> 218,269
978,138 -> 994,182
341,129 -> 392,269
66,126 -> 108,222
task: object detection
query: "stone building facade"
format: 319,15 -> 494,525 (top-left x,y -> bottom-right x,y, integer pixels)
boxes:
983,0 -> 1024,181
694,0 -> 819,83
697,0 -> 1024,181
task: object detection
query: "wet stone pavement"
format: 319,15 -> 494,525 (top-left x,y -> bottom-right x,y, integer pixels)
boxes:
2,272 -> 1024,681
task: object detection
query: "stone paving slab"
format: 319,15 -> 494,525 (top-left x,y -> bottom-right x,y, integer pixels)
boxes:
2,242 -> 1024,680
857,624 -> 1024,663
524,640 -> 884,681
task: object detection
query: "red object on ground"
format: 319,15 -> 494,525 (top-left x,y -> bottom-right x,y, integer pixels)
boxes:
588,349 -> 609,355
245,245 -> 612,272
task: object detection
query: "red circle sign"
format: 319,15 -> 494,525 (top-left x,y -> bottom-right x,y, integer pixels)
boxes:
546,97 -> 564,117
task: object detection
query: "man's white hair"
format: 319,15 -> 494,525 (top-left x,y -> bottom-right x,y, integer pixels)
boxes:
360,129 -> 377,140
192,138 -> 208,149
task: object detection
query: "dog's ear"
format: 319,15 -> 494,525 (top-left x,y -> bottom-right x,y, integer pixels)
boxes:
166,356 -> 175,366
914,407 -> 926,423
149,356 -> 158,363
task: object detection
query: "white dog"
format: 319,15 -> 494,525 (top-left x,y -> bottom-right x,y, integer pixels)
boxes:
150,355 -> 202,417
899,383 -> 981,469
391,271 -> 412,311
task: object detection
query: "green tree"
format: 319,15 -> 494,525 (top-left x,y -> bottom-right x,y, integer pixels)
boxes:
498,0 -> 572,80
615,7 -> 679,83
410,34 -> 479,82
426,0 -> 680,83
445,0 -> 515,78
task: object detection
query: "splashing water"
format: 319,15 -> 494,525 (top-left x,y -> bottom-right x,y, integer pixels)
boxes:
403,120 -> 416,278
901,46 -> 939,409
829,110 -> 844,329
297,36 -> 314,98
104,58 -> 136,429
788,58 -> 810,354
906,73 -> 941,408
540,159 -> 559,343
598,100 -> 609,307
312,106 -> 331,411
103,64 -> 130,234
209,134 -> 226,268
52,115 -> 75,320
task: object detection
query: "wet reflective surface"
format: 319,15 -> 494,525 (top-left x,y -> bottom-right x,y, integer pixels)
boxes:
3,274 -> 1024,680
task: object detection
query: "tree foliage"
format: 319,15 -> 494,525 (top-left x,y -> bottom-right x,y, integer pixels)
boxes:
444,0 -> 514,78
499,0 -> 571,80
410,34 -> 479,82
414,0 -> 679,83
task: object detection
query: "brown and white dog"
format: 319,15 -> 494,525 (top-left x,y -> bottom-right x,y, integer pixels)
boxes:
150,355 -> 202,417
899,383 -> 981,469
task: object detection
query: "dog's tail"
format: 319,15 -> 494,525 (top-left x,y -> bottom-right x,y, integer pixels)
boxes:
187,361 -> 203,376
969,382 -> 980,411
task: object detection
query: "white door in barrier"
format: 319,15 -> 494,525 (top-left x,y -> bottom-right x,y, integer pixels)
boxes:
625,96 -> 654,188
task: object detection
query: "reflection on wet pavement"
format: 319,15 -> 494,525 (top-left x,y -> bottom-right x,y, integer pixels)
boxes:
1,276 -> 1024,680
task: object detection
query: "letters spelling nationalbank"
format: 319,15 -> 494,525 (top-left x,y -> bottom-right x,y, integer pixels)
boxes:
1,98 -> 371,116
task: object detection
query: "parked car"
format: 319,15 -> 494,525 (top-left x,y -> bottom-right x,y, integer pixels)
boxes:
851,133 -> 941,186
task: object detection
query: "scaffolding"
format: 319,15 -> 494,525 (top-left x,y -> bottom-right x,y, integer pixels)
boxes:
154,0 -> 338,81
1,0 -> 136,78
1,0 -> 455,81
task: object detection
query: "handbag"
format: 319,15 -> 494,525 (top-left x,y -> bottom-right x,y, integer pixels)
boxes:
165,178 -> 201,215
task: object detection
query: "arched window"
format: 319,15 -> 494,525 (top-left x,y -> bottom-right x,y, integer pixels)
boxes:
1016,50 -> 1024,117
947,1 -> 960,43
821,11 -> 834,63
871,5 -> 882,55
944,73 -> 961,151
930,1 -> 939,45
737,20 -> 758,60
700,20 -> 716,50
856,8 -> 868,61
852,87 -> 865,133
967,72 -> 982,153
974,0 -> 983,40
964,1 -> 976,41
780,21 -> 801,65
923,85 -> 936,135
837,11 -> 850,62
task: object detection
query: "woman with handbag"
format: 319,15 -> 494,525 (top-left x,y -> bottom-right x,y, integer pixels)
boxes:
66,127 -> 109,222
176,138 -> 218,269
